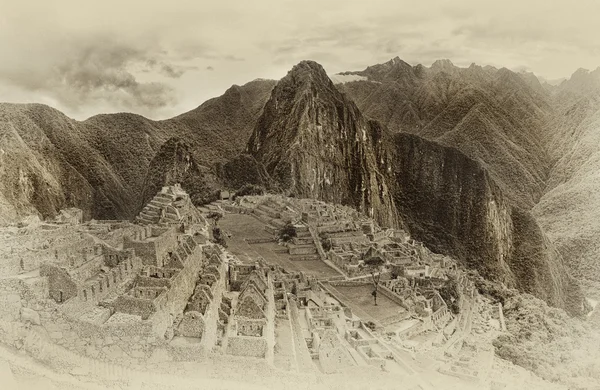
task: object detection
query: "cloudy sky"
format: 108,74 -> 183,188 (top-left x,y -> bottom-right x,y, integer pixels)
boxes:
1,0 -> 599,120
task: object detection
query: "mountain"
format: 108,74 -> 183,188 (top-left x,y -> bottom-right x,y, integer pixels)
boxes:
336,58 -> 552,210
0,103 -> 127,222
245,60 -> 584,315
533,72 -> 600,300
0,79 -> 276,222
247,61 -> 401,228
139,137 -> 219,211
387,132 -> 583,315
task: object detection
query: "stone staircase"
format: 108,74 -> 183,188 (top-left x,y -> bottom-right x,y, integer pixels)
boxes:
251,200 -> 288,234
288,226 -> 319,260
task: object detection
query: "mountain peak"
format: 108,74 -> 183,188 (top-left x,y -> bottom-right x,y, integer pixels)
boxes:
288,60 -> 329,78
247,61 -> 400,227
383,56 -> 411,68
431,59 -> 455,69
281,60 -> 334,91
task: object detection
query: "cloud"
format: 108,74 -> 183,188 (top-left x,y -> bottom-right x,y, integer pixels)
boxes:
0,34 -> 186,115
159,64 -> 187,78
1,0 -> 600,118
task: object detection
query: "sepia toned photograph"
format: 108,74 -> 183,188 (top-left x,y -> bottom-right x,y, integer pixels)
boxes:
0,1 -> 599,389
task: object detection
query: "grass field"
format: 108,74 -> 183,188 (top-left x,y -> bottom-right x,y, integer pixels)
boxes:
329,284 -> 406,323
219,213 -> 341,279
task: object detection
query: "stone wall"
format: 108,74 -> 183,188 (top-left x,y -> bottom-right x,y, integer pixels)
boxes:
0,278 -> 169,367
288,245 -> 317,255
39,264 -> 77,303
357,345 -> 386,368
226,336 -> 267,358
111,295 -> 155,319
77,255 -> 141,305
378,285 -> 411,311
148,244 -> 206,338
176,311 -> 205,338
123,227 -> 178,266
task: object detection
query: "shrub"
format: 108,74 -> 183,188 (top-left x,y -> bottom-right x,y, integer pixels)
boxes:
232,184 -> 265,200
279,223 -> 297,242
212,226 -> 227,248
206,211 -> 224,225
439,274 -> 462,314
319,232 -> 332,252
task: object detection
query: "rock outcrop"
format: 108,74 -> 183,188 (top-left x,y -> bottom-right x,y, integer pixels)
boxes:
139,137 -> 219,212
247,61 -> 401,228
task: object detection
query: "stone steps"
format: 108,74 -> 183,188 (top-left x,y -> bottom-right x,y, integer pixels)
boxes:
155,193 -> 176,202
294,238 -> 314,245
288,244 -> 317,255
265,225 -> 280,235
258,204 -> 281,219
290,254 -> 320,261
295,225 -> 309,233
140,211 -> 159,222
145,203 -> 161,211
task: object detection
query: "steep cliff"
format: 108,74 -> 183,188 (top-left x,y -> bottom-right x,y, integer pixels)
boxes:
337,58 -> 552,210
389,133 -> 584,315
248,61 -> 401,228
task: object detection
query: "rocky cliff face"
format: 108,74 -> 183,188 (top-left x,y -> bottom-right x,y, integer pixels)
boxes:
248,61 -> 401,228
389,133 -> 584,315
139,137 -> 219,212
337,58 -> 552,210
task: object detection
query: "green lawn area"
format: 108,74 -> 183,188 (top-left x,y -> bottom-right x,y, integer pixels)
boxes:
219,213 -> 342,279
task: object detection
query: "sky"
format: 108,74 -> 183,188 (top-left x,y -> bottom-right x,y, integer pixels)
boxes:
1,0 -> 599,120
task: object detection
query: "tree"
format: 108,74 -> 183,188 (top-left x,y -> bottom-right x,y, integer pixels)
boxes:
206,211 -> 223,226
319,232 -> 332,252
212,226 -> 227,248
439,274 -> 462,314
361,256 -> 386,305
232,184 -> 265,200
279,223 -> 297,242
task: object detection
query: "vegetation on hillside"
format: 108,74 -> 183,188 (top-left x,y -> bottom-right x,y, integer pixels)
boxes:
232,184 -> 265,200
438,274 -> 462,314
493,294 -> 600,389
212,226 -> 227,248
360,256 -> 386,305
319,232 -> 332,252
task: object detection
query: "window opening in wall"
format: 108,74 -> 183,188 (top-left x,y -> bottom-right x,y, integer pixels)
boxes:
59,291 -> 63,303
83,290 -> 87,301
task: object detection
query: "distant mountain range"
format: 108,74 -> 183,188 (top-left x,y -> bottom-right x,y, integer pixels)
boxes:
2,57 -> 600,316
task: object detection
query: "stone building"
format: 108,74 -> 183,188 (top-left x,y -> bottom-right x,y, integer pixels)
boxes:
226,268 -> 274,358
40,244 -> 140,304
